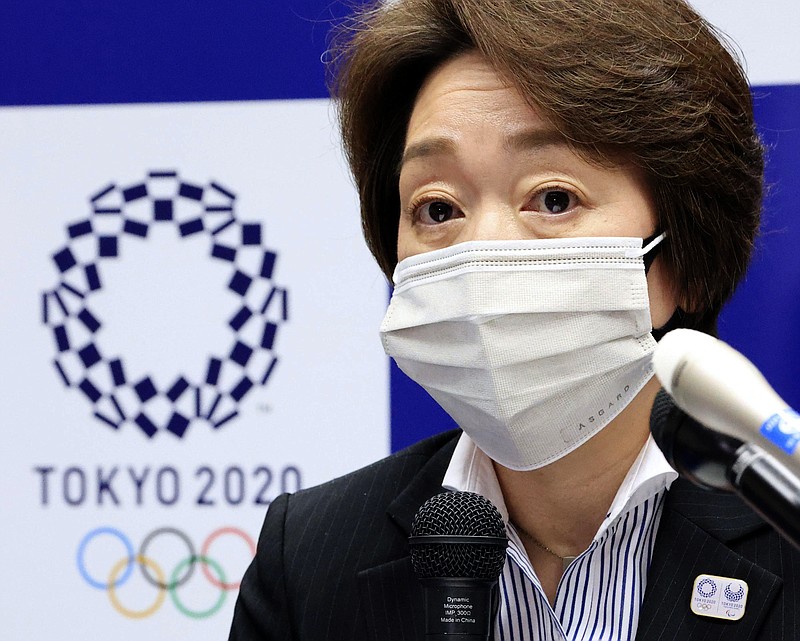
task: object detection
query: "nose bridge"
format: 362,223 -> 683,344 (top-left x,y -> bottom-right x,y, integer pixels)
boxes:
465,205 -> 520,242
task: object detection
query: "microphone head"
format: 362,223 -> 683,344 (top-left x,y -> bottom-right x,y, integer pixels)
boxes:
650,388 -> 740,491
409,491 -> 507,580
653,328 -> 718,394
649,388 -> 679,464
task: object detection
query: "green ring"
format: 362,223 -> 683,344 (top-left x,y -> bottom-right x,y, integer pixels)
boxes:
168,555 -> 227,619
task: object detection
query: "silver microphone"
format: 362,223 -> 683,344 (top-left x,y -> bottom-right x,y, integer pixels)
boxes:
653,329 -> 800,474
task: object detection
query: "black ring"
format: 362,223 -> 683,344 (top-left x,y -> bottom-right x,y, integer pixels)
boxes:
138,527 -> 197,590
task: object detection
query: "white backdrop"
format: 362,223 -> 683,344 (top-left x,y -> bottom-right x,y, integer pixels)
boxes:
0,100 -> 388,636
690,0 -> 799,85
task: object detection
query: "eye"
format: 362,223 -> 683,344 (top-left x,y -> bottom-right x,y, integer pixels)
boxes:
525,188 -> 579,215
413,199 -> 462,225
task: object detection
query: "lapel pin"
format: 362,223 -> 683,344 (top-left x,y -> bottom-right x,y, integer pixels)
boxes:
690,574 -> 748,621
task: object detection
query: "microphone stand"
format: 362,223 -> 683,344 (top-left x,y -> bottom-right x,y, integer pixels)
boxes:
727,442 -> 800,552
652,389 -> 800,552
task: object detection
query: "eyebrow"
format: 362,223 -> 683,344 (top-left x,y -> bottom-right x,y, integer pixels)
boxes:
504,128 -> 570,154
399,137 -> 457,172
399,128 -> 571,174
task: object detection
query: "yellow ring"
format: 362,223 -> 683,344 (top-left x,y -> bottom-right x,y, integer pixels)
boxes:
107,554 -> 166,619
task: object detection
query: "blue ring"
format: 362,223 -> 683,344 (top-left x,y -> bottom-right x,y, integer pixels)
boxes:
77,526 -> 135,589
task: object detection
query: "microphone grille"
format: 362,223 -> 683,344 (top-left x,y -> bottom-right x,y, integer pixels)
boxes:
409,491 -> 507,580
650,389 -> 675,442
649,388 -> 679,465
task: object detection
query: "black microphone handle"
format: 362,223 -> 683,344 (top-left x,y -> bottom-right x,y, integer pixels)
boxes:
728,442 -> 800,552
420,577 -> 498,640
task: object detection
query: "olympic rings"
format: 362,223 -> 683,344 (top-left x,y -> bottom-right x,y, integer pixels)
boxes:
77,527 -> 135,589
169,555 -> 228,619
109,555 -> 167,619
139,527 -> 197,590
77,525 -> 256,619
200,526 -> 256,590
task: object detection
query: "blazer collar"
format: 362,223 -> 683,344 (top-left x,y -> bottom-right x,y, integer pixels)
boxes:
385,431 -> 460,535
665,478 -> 767,541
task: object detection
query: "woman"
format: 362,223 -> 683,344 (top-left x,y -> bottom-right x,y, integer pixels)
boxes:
230,1 -> 794,639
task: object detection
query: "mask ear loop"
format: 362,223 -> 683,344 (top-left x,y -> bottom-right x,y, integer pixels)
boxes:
623,230 -> 676,338
636,230 -> 683,340
652,308 -> 686,342
622,230 -> 666,274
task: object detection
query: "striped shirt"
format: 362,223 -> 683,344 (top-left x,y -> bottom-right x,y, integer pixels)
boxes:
442,434 -> 677,641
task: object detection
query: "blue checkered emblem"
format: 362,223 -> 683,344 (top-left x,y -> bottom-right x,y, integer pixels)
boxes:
41,171 -> 288,438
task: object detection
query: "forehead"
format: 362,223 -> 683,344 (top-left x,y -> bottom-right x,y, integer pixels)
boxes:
401,52 -> 655,184
407,52 -> 548,140
402,52 -> 602,172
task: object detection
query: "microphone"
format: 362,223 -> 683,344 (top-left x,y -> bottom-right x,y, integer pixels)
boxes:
653,328 -> 800,473
409,491 -> 507,640
649,387 -> 740,491
650,388 -> 800,551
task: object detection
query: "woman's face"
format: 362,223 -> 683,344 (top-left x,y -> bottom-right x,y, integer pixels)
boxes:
397,52 -> 678,327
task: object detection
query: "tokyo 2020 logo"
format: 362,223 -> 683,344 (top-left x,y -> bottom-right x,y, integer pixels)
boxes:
696,578 -> 717,598
41,171 -> 288,437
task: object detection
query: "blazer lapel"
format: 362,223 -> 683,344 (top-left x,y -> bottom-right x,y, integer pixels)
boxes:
636,480 -> 782,641
358,556 -> 427,641
356,432 -> 459,641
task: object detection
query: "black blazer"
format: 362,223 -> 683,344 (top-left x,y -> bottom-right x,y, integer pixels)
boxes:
229,430 -> 799,640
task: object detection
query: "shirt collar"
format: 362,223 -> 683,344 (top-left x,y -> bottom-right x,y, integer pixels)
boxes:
442,432 -> 678,540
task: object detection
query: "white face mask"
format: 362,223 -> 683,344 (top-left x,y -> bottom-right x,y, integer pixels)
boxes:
380,235 -> 665,471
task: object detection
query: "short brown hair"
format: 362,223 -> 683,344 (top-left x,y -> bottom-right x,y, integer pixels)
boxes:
331,0 -> 763,333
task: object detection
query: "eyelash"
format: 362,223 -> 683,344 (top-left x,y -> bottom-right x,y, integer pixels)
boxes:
405,195 -> 460,224
524,184 -> 581,216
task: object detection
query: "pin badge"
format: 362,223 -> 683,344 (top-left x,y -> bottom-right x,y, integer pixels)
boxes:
690,574 -> 748,621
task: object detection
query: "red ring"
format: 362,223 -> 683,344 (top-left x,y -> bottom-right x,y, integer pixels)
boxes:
200,526 -> 256,590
